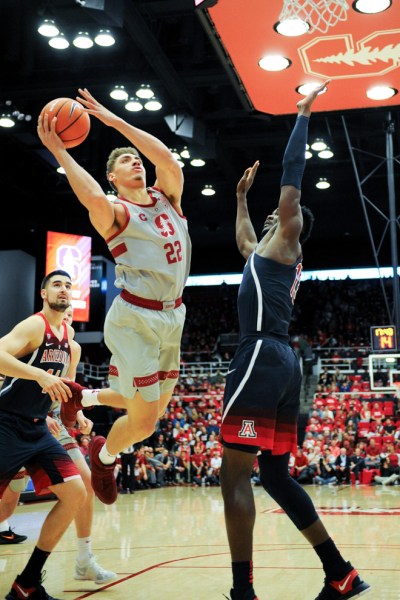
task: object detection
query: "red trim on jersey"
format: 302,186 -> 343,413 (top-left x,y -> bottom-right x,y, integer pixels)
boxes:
221,416 -> 297,456
121,289 -> 182,311
134,369 -> 179,388
36,312 -> 68,345
63,442 -> 79,451
134,372 -> 160,387
117,190 -> 157,208
109,365 -> 119,377
110,242 -> 128,258
159,370 -> 180,381
12,469 -> 27,481
150,186 -> 187,220
106,202 -> 130,243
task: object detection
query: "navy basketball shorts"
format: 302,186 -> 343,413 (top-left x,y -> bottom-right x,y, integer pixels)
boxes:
0,412 -> 80,498
220,336 -> 301,455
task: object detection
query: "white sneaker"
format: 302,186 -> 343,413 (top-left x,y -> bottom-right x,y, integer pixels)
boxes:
74,556 -> 117,584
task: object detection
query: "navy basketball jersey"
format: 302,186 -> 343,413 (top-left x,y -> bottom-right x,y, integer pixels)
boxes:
0,313 -> 71,420
237,252 -> 302,342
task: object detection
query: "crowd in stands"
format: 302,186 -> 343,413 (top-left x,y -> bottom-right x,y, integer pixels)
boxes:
68,277 -> 400,491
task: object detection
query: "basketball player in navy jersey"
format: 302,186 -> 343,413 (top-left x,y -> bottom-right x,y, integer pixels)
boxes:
38,89 -> 191,506
0,270 -> 87,600
219,83 -> 370,600
0,307 -> 116,585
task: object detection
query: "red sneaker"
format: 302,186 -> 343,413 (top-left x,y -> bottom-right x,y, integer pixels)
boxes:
89,436 -> 117,505
60,381 -> 86,428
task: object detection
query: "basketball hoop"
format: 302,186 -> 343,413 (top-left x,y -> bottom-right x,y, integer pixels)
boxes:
278,0 -> 349,35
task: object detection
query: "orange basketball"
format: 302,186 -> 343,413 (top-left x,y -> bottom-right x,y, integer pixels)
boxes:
40,97 -> 90,148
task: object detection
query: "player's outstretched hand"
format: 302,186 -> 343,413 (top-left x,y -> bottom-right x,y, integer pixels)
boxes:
237,160 -> 259,197
37,113 -> 66,154
37,371 -> 73,403
297,80 -> 330,117
77,88 -> 118,127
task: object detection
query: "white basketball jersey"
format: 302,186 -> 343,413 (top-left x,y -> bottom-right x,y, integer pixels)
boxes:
106,187 -> 191,301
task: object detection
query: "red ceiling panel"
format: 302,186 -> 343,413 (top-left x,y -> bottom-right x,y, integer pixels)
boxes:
207,0 -> 400,114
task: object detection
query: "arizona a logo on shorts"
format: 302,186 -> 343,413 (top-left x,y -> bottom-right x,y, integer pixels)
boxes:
238,420 -> 257,438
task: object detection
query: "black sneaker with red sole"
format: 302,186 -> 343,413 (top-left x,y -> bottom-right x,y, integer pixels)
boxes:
0,528 -> 27,545
315,564 -> 371,599
5,573 -> 60,600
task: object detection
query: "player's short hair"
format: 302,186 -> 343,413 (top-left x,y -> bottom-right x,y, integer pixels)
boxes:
299,205 -> 314,245
41,270 -> 71,290
106,147 -> 141,177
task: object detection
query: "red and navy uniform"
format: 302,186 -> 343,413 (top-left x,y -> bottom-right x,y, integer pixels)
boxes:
0,313 -> 80,498
221,252 -> 303,455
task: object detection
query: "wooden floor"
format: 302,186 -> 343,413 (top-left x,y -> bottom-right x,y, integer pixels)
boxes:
1,483 -> 400,599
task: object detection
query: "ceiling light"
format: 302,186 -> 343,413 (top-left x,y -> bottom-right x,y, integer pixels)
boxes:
144,97 -> 162,111
177,160 -> 185,168
180,147 -> 190,159
110,85 -> 128,101
73,32 -> 93,49
297,83 -> 328,96
191,158 -> 206,167
201,185 -> 216,196
170,149 -> 181,160
0,114 -> 15,128
106,191 -> 116,201
305,150 -> 313,159
316,178 -> 330,190
311,138 -> 327,151
275,18 -> 309,37
38,19 -> 59,37
136,84 -> 155,99
318,147 -> 334,159
258,55 -> 291,71
94,29 -> 115,47
352,0 -> 391,13
49,32 -> 69,50
56,166 -> 66,175
366,86 -> 397,100
125,97 -> 143,112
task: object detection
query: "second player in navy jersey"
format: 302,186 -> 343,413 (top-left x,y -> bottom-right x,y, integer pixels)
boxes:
219,83 -> 370,600
0,270 -> 86,600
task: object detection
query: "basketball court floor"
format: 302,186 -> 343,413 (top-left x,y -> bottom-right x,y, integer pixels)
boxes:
1,484 -> 399,599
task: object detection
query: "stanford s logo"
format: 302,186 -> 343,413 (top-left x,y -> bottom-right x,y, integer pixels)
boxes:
155,213 -> 175,237
238,420 -> 257,438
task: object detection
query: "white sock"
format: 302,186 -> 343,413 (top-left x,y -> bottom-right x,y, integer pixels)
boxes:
0,519 -> 10,530
99,443 -> 117,465
81,389 -> 101,407
77,536 -> 92,564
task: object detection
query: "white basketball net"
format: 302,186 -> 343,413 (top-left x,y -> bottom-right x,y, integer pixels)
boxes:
279,0 -> 349,34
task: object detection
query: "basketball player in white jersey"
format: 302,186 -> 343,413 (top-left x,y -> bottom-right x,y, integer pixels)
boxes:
38,88 -> 191,505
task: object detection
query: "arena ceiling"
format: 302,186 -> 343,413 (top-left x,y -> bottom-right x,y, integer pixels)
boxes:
2,0 -> 400,276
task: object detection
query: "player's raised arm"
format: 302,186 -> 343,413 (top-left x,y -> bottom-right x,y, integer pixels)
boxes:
277,80 -> 330,245
37,113 -> 117,239
77,88 -> 184,209
235,161 -> 260,260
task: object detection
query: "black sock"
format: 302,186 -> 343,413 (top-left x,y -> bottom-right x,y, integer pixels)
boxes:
19,547 -> 50,587
314,538 -> 349,581
232,560 -> 253,594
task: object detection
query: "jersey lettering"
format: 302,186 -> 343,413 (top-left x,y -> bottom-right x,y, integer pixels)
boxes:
290,262 -> 302,304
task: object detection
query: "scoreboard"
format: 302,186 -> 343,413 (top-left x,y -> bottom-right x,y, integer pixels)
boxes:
370,325 -> 397,351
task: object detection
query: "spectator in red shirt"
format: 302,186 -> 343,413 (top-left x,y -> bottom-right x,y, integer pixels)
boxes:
365,438 -> 381,468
